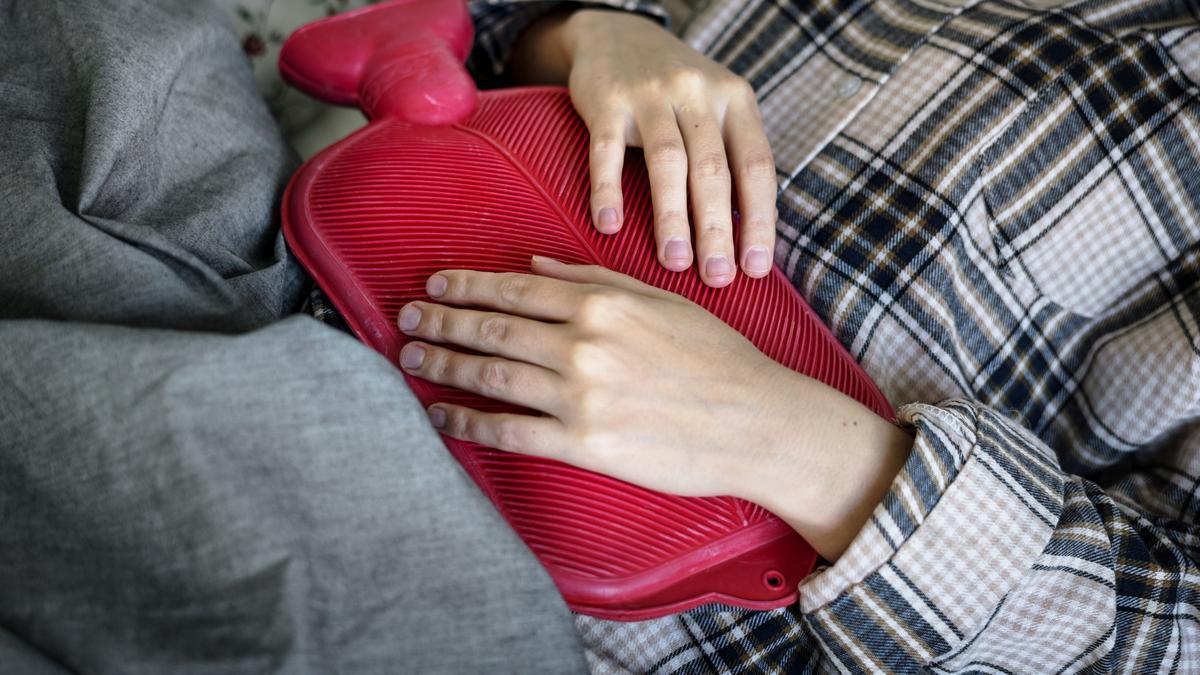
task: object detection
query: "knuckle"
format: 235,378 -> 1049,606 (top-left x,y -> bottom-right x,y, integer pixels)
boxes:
457,412 -> 478,440
493,419 -> 524,451
655,209 -> 689,229
745,209 -> 780,233
667,67 -> 707,91
428,349 -> 453,380
647,141 -> 686,166
477,316 -> 509,348
590,133 -> 623,156
575,290 -> 623,323
428,307 -> 449,338
672,101 -> 699,119
698,222 -> 730,240
440,271 -> 464,296
432,348 -> 453,381
726,76 -> 756,100
593,86 -> 628,108
496,275 -> 529,306
694,152 -> 732,181
479,359 -> 511,394
567,340 -> 599,373
574,423 -> 612,460
591,180 -> 622,196
743,220 -> 776,239
439,408 -> 459,434
741,152 -> 777,181
574,389 -> 609,422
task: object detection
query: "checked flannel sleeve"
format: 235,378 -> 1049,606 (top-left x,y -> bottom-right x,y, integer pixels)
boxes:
799,399 -> 1200,672
466,0 -> 668,81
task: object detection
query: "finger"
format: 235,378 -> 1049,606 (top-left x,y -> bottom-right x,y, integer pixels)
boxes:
586,114 -> 628,234
400,341 -> 563,413
634,104 -> 692,272
675,104 -> 735,287
428,403 -> 569,459
725,93 -> 778,279
529,255 -> 673,299
397,301 -> 568,369
425,270 -> 585,321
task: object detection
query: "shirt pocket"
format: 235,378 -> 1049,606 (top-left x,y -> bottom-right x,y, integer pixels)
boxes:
975,33 -> 1200,318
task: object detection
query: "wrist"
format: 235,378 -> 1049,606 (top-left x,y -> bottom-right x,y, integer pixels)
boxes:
741,371 -> 913,561
508,9 -> 576,85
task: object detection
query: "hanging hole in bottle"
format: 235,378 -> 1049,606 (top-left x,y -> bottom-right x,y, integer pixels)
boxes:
763,570 -> 785,589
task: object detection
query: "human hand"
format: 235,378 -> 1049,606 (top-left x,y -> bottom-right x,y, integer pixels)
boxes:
510,10 -> 778,287
395,258 -> 912,560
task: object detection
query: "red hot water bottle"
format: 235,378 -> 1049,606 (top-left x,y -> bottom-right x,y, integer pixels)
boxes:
280,0 -> 893,620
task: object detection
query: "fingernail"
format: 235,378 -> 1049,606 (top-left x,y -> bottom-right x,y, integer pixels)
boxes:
400,343 -> 425,369
705,254 -> 733,283
665,238 -> 690,267
744,246 -> 771,276
427,274 -> 447,298
398,304 -> 421,331
531,254 -> 562,266
597,207 -> 620,233
428,407 -> 447,429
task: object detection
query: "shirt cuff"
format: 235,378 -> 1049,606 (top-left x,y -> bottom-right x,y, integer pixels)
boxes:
796,399 -> 1066,665
467,1 -> 669,80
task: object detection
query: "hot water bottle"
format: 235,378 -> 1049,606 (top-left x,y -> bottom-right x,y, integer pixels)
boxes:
279,0 -> 893,620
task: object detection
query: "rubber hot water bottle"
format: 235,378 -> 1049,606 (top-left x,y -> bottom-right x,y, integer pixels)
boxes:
279,0 -> 893,620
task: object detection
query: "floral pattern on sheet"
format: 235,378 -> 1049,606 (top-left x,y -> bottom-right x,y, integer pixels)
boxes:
218,0 -> 382,132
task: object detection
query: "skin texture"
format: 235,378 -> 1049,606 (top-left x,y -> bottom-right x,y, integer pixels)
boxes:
398,259 -> 914,561
510,10 -> 778,287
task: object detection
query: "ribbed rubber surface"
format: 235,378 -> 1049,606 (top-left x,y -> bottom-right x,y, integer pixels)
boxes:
284,87 -> 894,620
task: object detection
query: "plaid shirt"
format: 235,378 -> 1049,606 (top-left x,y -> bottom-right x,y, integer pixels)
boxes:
468,0 -> 1200,671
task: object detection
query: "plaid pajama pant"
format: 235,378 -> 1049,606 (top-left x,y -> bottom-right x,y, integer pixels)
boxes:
465,0 -> 1200,671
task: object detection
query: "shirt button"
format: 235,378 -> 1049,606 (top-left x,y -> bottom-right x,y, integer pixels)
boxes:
836,74 -> 862,98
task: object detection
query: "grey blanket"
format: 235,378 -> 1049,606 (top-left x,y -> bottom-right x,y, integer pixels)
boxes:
0,1 -> 584,672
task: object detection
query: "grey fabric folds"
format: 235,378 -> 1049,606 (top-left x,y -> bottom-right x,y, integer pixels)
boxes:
0,1 -> 585,672
0,0 -> 302,331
